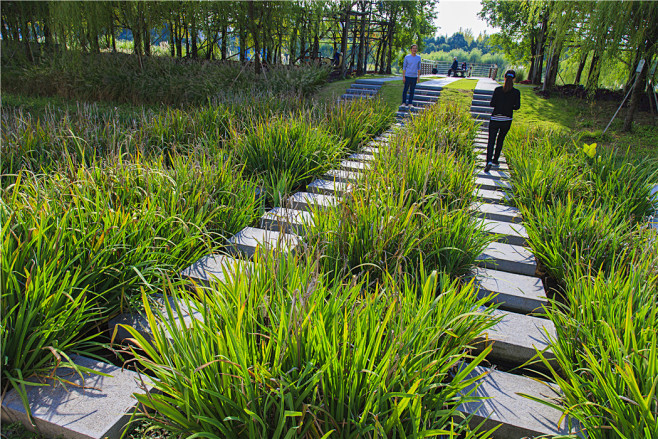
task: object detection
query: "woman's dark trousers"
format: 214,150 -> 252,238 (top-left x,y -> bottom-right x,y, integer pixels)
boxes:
402,77 -> 418,105
487,120 -> 513,163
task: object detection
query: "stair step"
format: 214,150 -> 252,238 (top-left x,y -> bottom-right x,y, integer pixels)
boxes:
322,168 -> 362,183
476,177 -> 511,192
473,88 -> 494,95
398,105 -> 423,113
307,178 -> 352,196
471,100 -> 491,107
347,153 -> 375,162
355,79 -> 385,85
346,88 -> 378,95
477,241 -> 536,276
473,93 -> 494,101
181,255 -> 252,286
471,112 -> 492,121
477,308 -> 555,367
458,366 -> 574,438
1,356 -> 154,439
361,146 -> 380,155
476,169 -> 510,181
472,267 -> 547,314
340,159 -> 370,172
475,202 -> 522,224
482,219 -> 528,246
261,207 -> 313,235
341,94 -> 373,100
475,188 -> 510,205
227,227 -> 301,258
288,191 -> 339,211
351,83 -> 381,90
471,106 -> 493,113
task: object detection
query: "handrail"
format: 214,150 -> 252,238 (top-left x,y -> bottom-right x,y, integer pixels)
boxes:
420,60 -> 498,79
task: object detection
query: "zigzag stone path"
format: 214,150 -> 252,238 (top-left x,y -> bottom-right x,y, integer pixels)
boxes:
2,77 -> 578,438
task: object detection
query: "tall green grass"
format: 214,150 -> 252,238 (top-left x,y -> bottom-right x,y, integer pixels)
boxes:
235,114 -> 345,205
324,97 -> 394,153
121,253 -> 498,438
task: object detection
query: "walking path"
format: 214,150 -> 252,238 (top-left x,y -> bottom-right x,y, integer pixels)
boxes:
2,78 -> 578,439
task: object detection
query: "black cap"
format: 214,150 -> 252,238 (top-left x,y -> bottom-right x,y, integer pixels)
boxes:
505,70 -> 516,78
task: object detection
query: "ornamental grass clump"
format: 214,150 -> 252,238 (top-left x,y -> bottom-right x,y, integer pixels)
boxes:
535,258 -> 658,438
235,114 -> 345,205
324,97 -> 394,153
402,99 -> 478,161
121,253 -> 498,438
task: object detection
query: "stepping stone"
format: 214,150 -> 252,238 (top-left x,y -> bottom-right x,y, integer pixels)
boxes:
227,227 -> 300,258
475,202 -> 522,224
477,154 -> 506,164
340,160 -> 369,172
471,267 -> 547,314
473,88 -> 494,95
361,146 -> 379,155
473,93 -> 493,101
109,294 -> 204,343
471,106 -> 493,113
472,100 -> 491,107
475,177 -> 511,192
398,105 -> 423,113
307,178 -> 351,196
261,207 -> 313,235
322,169 -> 362,183
1,356 -> 154,439
481,219 -> 528,246
347,153 -> 375,162
346,88 -> 378,95
477,241 -> 536,276
351,83 -> 381,90
471,112 -> 492,121
476,169 -> 509,181
475,188 -> 509,205
341,94 -> 372,101
288,191 -> 339,211
181,255 -> 252,286
476,308 -> 556,367
458,366 -> 575,438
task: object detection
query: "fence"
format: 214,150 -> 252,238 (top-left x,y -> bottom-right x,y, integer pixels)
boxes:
420,60 -> 498,79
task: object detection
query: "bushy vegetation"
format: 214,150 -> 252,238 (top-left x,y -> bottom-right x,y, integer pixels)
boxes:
1,48 -> 331,106
505,124 -> 658,437
121,254 -> 498,438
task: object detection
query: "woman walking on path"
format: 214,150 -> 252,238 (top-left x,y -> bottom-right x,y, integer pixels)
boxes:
484,70 -> 521,173
402,44 -> 421,107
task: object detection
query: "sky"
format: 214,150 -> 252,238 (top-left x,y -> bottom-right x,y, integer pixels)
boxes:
434,0 -> 499,38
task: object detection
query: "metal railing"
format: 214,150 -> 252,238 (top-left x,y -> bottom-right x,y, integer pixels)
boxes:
420,60 -> 498,79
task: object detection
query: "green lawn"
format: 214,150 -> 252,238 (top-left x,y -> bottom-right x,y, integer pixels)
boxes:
443,79 -> 478,90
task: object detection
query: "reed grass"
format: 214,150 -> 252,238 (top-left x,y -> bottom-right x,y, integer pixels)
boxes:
121,253 -> 498,438
324,97 -> 394,153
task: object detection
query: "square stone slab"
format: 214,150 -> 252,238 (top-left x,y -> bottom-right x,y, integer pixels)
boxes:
261,207 -> 313,235
322,169 -> 362,183
475,203 -> 522,224
475,177 -> 511,192
227,227 -> 300,258
287,192 -> 339,212
180,254 -> 253,286
340,160 -> 369,172
476,241 -> 536,276
471,267 -> 547,314
458,365 -> 576,438
481,219 -> 528,246
1,356 -> 153,439
307,179 -> 352,196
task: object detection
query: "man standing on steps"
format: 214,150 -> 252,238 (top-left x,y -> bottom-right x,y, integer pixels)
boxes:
402,44 -> 421,108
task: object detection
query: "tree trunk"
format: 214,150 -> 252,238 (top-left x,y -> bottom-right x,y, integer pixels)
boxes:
168,21 -> 175,56
21,16 -> 34,62
191,13 -> 197,58
175,21 -> 182,57
622,60 -> 647,132
239,26 -> 246,62
340,5 -> 351,77
356,3 -> 366,75
185,25 -> 189,57
574,51 -> 587,85
289,26 -> 297,65
585,51 -> 601,97
530,15 -> 547,84
623,50 -> 641,95
247,0 -> 262,74
221,24 -> 227,59
300,19 -> 307,62
528,32 -> 536,82
545,39 -> 563,89
143,19 -> 150,56
386,10 -> 397,74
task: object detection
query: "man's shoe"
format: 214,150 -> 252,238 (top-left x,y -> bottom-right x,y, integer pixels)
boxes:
491,161 -> 500,168
484,162 -> 493,173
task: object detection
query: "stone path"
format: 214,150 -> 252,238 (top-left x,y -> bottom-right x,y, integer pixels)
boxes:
459,78 -> 575,437
3,78 -> 578,439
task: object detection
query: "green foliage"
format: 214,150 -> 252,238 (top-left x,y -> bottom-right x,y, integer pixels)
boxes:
324,97 -> 394,153
122,253 -> 498,438
538,257 -> 658,438
235,114 -> 345,205
1,50 -> 330,106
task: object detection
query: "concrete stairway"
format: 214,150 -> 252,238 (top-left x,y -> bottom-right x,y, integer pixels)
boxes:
341,79 -> 385,101
396,83 -> 442,120
458,79 -> 575,437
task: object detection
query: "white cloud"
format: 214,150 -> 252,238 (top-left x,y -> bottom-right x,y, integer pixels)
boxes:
434,0 -> 499,38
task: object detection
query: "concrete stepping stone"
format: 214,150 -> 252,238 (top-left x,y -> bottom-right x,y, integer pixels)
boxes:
477,154 -> 506,164
307,178 -> 351,196
109,294 -> 204,343
227,227 -> 300,258
477,308 -> 556,367
471,267 -> 547,315
458,366 -> 575,438
471,105 -> 493,113
472,99 -> 491,107
477,241 -> 536,276
481,219 -> 528,246
261,207 -> 313,235
347,153 -> 375,162
181,254 -> 252,286
471,112 -> 492,121
475,177 -> 511,192
322,169 -> 362,183
341,94 -> 372,101
351,83 -> 381,90
476,169 -> 510,181
361,146 -> 380,155
288,191 -> 339,211
1,355 -> 154,439
475,202 -> 522,224
475,188 -> 510,205
341,159 -> 370,172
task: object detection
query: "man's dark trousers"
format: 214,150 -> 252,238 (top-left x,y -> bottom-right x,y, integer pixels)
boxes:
487,120 -> 512,163
402,76 -> 418,105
